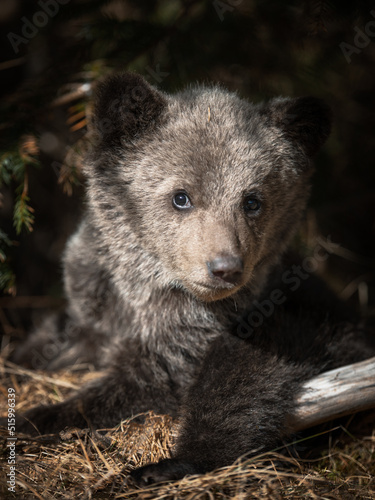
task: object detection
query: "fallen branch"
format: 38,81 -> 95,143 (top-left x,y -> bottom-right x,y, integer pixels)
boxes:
293,356 -> 375,431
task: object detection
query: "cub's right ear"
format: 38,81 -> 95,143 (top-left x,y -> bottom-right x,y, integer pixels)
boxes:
92,73 -> 167,146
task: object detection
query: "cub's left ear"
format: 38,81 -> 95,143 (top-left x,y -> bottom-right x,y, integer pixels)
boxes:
262,96 -> 332,157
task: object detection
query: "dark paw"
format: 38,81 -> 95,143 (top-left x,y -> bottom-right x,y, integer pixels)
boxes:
14,405 -> 62,436
1,409 -> 57,436
11,402 -> 86,436
131,458 -> 200,486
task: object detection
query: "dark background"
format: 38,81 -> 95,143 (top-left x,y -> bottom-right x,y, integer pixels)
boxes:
0,0 -> 374,344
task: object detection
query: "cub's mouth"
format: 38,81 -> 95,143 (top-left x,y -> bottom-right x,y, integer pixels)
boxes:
174,255 -> 247,301
194,279 -> 238,291
187,279 -> 242,302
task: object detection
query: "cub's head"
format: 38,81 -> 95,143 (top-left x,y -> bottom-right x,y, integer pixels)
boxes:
86,73 -> 331,302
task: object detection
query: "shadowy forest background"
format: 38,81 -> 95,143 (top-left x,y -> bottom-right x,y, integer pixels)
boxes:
0,0 -> 375,345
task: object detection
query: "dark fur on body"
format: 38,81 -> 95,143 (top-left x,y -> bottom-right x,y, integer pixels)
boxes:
9,74 -> 374,482
132,275 -> 374,484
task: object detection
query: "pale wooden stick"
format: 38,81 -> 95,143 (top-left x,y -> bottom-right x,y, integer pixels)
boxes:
293,356 -> 375,431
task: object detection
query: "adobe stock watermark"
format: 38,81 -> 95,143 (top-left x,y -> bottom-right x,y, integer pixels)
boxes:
7,0 -> 71,55
237,235 -> 339,339
30,317 -> 81,370
6,388 -> 16,493
213,0 -> 243,21
340,10 -> 375,63
145,64 -> 170,84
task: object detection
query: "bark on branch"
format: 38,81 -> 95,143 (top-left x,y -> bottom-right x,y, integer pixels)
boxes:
293,356 -> 375,431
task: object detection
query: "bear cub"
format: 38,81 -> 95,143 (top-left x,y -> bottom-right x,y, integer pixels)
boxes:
11,73 -> 374,483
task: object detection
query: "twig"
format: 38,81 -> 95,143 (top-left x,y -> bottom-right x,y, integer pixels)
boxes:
0,360 -> 79,390
0,57 -> 26,71
0,296 -> 65,308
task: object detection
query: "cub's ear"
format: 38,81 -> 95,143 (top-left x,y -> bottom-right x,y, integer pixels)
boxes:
92,72 -> 167,146
261,96 -> 332,157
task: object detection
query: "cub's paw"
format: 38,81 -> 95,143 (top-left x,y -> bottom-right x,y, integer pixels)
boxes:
14,406 -> 62,436
0,408 -> 59,436
131,458 -> 200,485
11,401 -> 86,436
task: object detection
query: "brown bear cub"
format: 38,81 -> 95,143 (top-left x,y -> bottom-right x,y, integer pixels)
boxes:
11,73 -> 374,483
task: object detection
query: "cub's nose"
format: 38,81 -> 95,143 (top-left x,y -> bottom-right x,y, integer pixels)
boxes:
207,256 -> 243,285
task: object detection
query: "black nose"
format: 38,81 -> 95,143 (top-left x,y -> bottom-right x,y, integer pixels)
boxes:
207,256 -> 243,285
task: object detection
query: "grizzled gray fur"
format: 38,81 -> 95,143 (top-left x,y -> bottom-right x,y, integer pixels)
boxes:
11,73 -> 374,482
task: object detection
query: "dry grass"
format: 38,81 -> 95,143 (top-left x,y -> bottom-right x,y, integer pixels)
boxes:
1,357 -> 375,499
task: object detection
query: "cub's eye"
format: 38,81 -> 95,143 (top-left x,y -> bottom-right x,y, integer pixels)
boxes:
243,195 -> 261,215
172,192 -> 192,210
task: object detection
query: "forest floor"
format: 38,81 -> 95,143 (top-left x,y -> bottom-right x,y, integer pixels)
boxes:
0,357 -> 374,499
